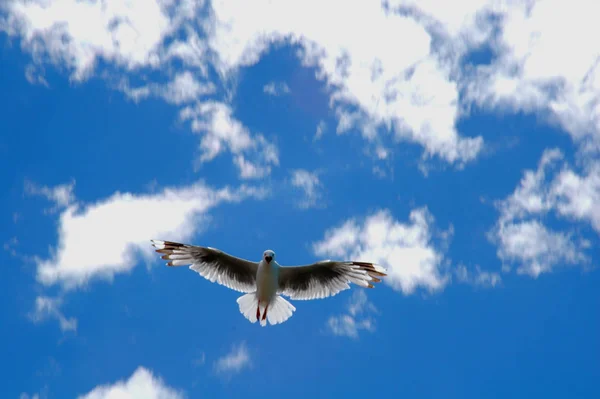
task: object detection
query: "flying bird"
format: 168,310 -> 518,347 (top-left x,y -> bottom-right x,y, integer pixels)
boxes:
150,239 -> 387,326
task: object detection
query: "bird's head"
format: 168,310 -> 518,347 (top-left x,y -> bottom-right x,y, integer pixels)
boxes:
263,250 -> 276,264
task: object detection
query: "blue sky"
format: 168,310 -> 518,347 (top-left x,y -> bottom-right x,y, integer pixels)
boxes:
1,1 -> 599,398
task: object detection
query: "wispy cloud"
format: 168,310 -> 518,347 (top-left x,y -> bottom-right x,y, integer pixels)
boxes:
120,71 -> 216,105
327,291 -> 377,339
214,342 -> 251,376
490,148 -> 597,277
77,366 -> 184,399
290,169 -> 323,209
29,296 -> 77,332
24,64 -> 49,87
24,179 -> 76,212
180,101 -> 279,179
1,0 -> 202,81
234,154 -> 275,180
263,81 -> 290,96
313,120 -> 326,142
454,265 -> 501,288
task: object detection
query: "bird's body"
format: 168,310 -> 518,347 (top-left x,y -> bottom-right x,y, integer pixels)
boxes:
256,256 -> 279,304
252,255 -> 284,324
151,239 -> 386,327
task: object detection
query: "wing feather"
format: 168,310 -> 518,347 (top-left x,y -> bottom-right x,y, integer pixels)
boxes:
277,260 -> 387,300
151,239 -> 258,293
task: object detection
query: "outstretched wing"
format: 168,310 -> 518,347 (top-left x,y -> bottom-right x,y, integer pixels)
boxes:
151,240 -> 259,293
277,260 -> 387,300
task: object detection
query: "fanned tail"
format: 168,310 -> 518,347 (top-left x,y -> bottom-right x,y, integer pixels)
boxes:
236,293 -> 296,327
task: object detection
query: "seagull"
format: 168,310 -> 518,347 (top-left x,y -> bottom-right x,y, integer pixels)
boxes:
150,239 -> 387,326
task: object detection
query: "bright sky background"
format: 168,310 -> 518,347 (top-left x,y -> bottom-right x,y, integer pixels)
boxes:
1,0 -> 599,398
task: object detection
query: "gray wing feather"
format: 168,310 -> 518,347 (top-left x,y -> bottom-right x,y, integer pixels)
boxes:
277,260 -> 387,300
151,239 -> 258,293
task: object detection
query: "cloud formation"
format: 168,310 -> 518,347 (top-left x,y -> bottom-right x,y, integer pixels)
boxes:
464,0 -> 600,152
29,295 -> 77,332
490,148 -> 598,276
35,180 -> 265,289
1,0 -> 202,80
313,207 -> 451,295
214,342 -> 251,375
179,101 -> 279,179
327,290 -> 377,339
24,179 -> 76,212
205,0 -> 484,165
5,0 -> 600,175
290,169 -> 322,209
120,71 -> 216,105
263,81 -> 290,96
454,264 -> 501,288
77,366 -> 183,399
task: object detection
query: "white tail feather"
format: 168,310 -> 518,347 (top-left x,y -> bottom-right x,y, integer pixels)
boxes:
266,295 -> 296,326
236,293 -> 296,327
236,292 -> 259,324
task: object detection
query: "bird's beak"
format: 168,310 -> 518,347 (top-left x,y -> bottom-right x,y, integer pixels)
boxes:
265,256 -> 272,263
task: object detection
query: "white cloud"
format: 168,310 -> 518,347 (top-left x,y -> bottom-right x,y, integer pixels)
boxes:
552,163 -> 600,232
490,148 -> 599,277
203,0 -> 600,165
204,0 -> 484,165
328,315 -> 374,339
77,366 -> 183,399
313,207 -> 450,295
19,394 -> 40,399
180,101 -> 279,179
0,0 -> 203,81
496,149 -> 563,221
159,72 -> 215,104
313,120 -> 326,141
234,155 -> 272,179
34,180 -> 265,289
492,220 -> 587,277
214,342 -> 251,375
263,81 -> 290,96
24,63 -> 49,87
455,265 -> 501,288
164,26 -> 209,72
29,296 -> 77,332
25,179 -> 76,211
290,169 -> 322,209
463,0 -> 600,153
5,0 -> 600,174
327,290 -> 377,339
203,0 -> 599,166
1,1 -> 275,180
120,71 -> 216,105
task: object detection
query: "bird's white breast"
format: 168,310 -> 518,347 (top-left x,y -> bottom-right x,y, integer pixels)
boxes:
256,261 -> 279,302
